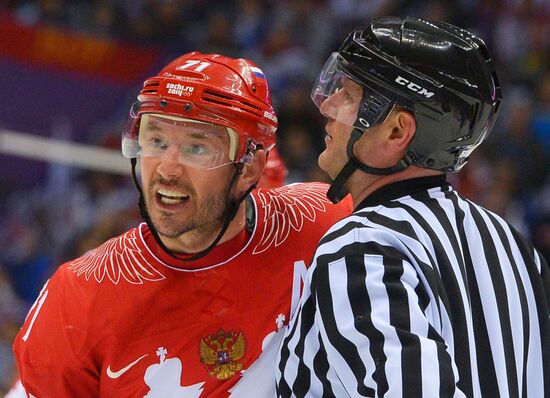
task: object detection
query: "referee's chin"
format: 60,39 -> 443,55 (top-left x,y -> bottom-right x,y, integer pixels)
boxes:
317,151 -> 341,180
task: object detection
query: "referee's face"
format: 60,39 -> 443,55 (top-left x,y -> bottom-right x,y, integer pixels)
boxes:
318,77 -> 362,178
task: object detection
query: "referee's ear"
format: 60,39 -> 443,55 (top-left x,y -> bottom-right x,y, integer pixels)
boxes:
386,109 -> 416,153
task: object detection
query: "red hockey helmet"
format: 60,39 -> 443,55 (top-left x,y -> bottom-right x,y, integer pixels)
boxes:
258,147 -> 288,188
122,52 -> 277,168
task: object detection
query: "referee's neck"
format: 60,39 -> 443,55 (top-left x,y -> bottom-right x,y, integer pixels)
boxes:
348,167 -> 444,209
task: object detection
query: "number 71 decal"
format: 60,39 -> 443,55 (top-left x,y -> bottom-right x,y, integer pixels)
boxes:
176,60 -> 211,72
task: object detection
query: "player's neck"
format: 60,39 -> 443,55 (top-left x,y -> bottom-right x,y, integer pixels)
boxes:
159,201 -> 248,254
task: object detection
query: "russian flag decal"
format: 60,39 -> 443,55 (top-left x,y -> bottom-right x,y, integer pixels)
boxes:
250,66 -> 266,79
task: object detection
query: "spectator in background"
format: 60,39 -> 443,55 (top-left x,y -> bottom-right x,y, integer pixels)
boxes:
14,0 -> 70,27
233,0 -> 269,54
200,9 -> 239,57
532,71 -> 550,157
276,83 -> 327,182
475,88 -> 549,234
86,1 -> 127,39
0,198 -> 54,309
280,124 -> 320,183
0,270 -> 25,393
495,89 -> 548,193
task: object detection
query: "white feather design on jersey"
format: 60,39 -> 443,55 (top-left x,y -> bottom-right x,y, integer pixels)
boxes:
253,183 -> 332,254
68,229 -> 166,284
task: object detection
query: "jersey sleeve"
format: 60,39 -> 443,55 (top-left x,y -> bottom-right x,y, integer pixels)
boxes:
13,266 -> 100,397
312,243 -> 466,397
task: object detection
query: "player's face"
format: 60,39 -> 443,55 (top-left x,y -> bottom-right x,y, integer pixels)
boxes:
318,77 -> 362,178
139,117 -> 236,241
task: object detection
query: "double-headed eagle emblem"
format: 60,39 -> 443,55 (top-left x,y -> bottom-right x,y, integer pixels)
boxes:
199,329 -> 246,380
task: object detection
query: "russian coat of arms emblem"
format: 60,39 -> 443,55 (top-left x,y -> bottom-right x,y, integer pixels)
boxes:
199,329 -> 246,380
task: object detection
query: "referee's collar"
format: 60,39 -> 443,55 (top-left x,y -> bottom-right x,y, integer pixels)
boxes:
355,174 -> 448,211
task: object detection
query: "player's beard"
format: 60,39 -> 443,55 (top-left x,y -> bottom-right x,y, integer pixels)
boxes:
145,178 -> 233,239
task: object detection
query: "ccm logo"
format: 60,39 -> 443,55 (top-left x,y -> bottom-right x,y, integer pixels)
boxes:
395,76 -> 434,98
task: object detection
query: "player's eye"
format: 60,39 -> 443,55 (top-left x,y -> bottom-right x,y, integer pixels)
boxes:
182,144 -> 209,156
149,137 -> 167,150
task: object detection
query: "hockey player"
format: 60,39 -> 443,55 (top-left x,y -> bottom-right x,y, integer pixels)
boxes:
13,52 -> 352,397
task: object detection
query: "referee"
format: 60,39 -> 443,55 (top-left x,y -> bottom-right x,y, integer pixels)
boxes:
276,17 -> 550,398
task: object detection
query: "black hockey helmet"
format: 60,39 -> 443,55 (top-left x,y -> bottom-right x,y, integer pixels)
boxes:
312,16 -> 502,173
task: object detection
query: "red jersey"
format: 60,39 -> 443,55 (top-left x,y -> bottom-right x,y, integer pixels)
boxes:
14,183 -> 352,397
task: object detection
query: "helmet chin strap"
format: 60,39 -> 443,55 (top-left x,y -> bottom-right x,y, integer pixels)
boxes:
326,127 -> 414,203
130,158 -> 255,262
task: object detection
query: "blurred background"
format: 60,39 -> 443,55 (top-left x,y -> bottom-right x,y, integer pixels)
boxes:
0,0 -> 549,392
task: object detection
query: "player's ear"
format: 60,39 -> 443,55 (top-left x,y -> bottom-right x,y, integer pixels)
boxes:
237,149 -> 266,193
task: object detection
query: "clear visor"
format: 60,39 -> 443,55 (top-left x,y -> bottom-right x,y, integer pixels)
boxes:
122,113 -> 238,170
311,52 -> 393,129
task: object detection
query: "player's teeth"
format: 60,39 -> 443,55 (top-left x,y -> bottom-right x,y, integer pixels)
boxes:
157,189 -> 188,204
160,196 -> 183,205
158,188 -> 187,198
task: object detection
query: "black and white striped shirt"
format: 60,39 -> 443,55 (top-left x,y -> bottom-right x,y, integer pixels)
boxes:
276,175 -> 550,398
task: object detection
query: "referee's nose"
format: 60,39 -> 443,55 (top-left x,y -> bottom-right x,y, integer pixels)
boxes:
319,91 -> 342,121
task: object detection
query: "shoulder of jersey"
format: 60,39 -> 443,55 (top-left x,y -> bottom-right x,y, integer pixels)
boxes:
63,227 -> 166,285
252,182 -> 350,254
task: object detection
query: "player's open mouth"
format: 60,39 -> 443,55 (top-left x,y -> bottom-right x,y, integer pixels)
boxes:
156,188 -> 189,205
